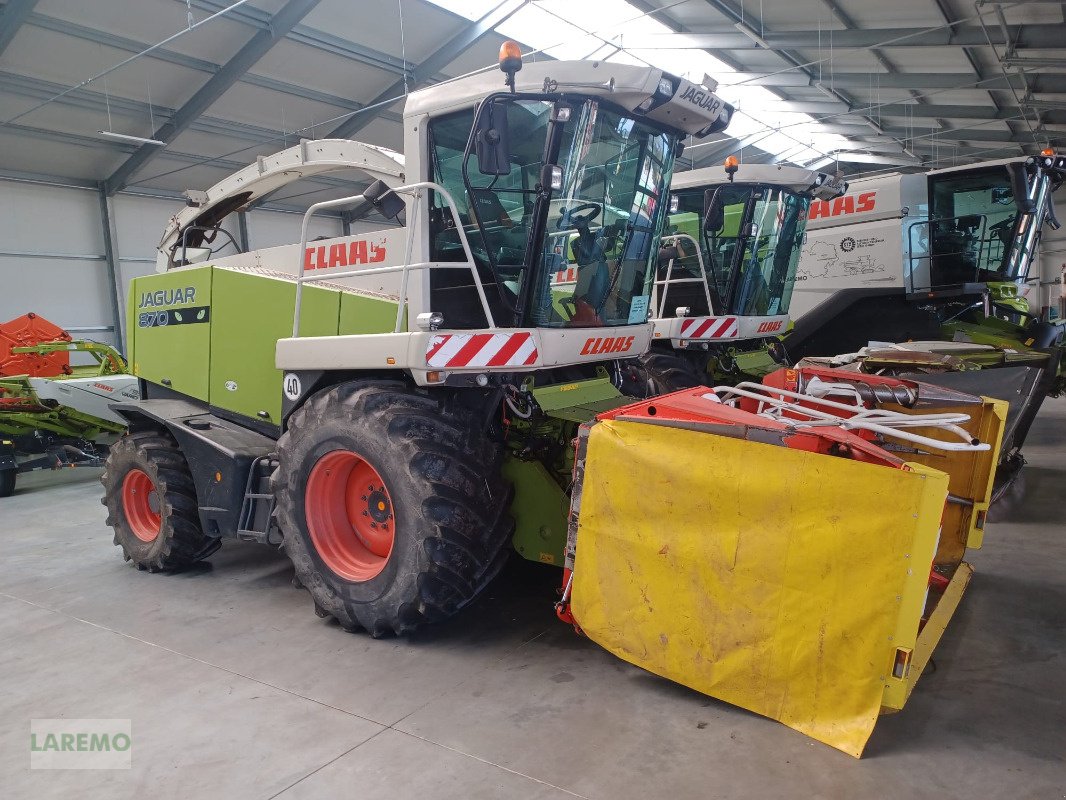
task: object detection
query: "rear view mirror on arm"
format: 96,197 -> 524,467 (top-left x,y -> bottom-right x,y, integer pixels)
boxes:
1007,162 -> 1036,214
474,99 -> 512,176
703,187 -> 725,232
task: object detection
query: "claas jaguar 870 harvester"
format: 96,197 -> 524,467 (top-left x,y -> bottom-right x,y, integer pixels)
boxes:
104,47 -> 736,629
101,47 -> 1005,756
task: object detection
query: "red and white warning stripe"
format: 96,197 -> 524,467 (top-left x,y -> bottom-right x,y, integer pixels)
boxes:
426,332 -> 539,369
679,316 -> 739,339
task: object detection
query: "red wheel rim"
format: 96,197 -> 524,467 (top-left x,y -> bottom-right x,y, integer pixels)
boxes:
304,450 -> 395,582
122,468 -> 161,542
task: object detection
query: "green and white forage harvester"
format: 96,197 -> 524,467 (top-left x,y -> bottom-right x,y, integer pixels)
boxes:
613,160 -> 848,395
101,46 -> 735,633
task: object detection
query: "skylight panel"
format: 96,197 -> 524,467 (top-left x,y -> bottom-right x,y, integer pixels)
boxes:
422,0 -> 868,168
420,0 -> 498,20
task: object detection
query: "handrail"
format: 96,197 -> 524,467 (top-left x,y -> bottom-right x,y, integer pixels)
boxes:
656,233 -> 714,319
293,181 -> 494,337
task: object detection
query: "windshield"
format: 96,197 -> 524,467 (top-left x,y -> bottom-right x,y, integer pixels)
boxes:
732,188 -> 808,316
666,185 -> 809,317
923,164 -> 1052,287
428,98 -> 675,328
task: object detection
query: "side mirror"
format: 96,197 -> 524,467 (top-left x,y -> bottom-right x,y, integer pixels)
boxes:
1007,162 -> 1036,214
474,99 -> 512,176
703,188 -> 725,232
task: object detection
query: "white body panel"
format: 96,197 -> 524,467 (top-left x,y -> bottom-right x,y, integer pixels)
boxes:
790,173 -> 916,321
672,164 -> 846,200
651,313 -> 788,346
403,61 -> 731,140
276,325 -> 652,386
27,375 -> 139,426
790,161 -> 1054,322
195,228 -> 407,297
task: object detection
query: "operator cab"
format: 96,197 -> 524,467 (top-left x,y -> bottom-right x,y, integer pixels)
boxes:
427,86 -> 681,330
913,153 -> 1065,295
663,177 -> 812,320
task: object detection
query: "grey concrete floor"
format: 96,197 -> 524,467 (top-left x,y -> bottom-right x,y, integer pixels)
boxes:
2,400 -> 1064,800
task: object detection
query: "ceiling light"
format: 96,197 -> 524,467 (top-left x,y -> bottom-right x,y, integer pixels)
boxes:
98,131 -> 166,146
734,22 -> 771,50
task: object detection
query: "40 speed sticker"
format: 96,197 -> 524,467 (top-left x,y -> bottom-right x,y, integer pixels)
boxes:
283,373 -> 302,401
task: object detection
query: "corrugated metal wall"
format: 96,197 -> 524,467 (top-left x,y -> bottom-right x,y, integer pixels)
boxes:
0,177 -> 357,353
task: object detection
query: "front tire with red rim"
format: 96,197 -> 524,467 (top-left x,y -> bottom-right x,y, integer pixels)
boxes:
275,381 -> 514,637
304,450 -> 395,582
101,430 -> 220,571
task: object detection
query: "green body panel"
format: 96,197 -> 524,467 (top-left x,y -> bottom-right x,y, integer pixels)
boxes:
944,315 -> 1052,355
724,346 -> 781,380
529,373 -> 627,422
504,457 -> 571,565
209,269 -> 340,423
984,282 -> 1030,314
339,290 -> 404,336
128,267 -> 214,401
128,266 -> 400,422
508,373 -> 633,564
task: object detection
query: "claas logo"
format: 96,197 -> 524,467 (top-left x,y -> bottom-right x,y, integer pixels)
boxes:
756,320 -> 784,333
580,336 -> 635,356
809,191 -> 876,220
304,239 -> 386,270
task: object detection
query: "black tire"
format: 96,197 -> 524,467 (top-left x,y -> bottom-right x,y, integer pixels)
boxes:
100,430 -> 221,571
0,468 -> 15,498
617,349 -> 704,398
275,381 -> 515,637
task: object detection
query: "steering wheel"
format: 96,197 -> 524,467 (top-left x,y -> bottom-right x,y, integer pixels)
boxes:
558,203 -> 602,230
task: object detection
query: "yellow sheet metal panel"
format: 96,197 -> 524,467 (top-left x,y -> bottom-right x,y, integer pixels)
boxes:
570,419 -> 948,757
882,562 -> 973,711
881,398 -> 1005,555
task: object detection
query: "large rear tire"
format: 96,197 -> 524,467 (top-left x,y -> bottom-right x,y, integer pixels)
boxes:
275,382 -> 514,637
617,349 -> 704,398
101,430 -> 221,571
0,468 -> 15,498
